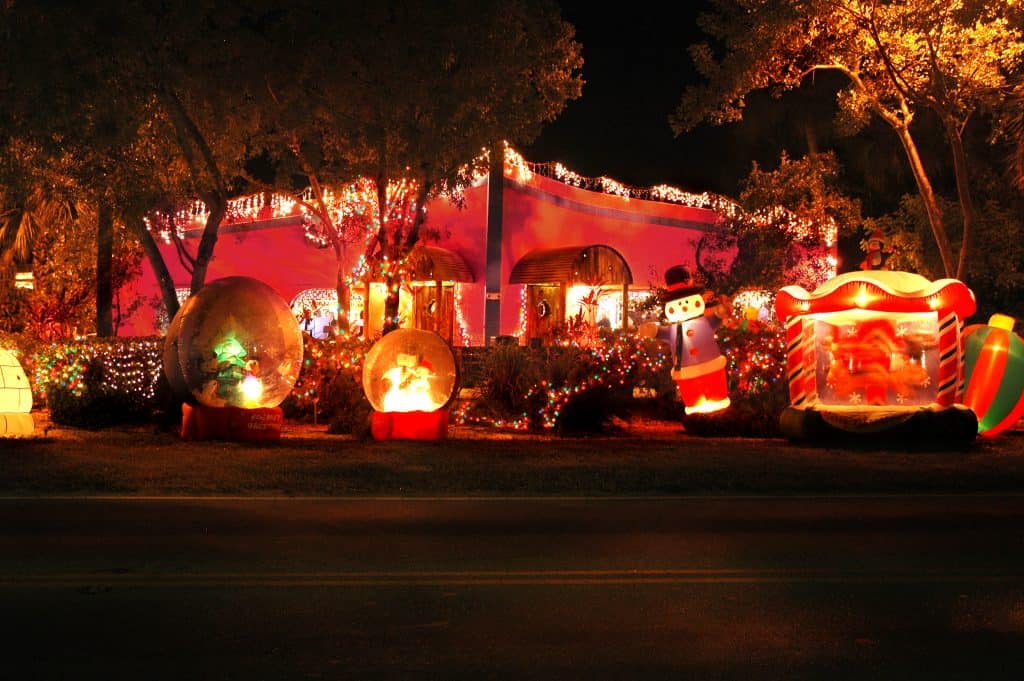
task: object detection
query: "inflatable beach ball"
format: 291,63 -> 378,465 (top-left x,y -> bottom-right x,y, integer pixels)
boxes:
963,314 -> 1024,437
0,348 -> 34,436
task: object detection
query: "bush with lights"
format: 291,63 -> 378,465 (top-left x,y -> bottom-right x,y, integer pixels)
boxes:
0,332 -> 42,380
32,337 -> 165,428
280,333 -> 374,435
682,321 -> 788,438
457,327 -> 673,433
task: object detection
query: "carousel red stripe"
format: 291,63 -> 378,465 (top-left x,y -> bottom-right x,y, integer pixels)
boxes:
802,327 -> 817,404
937,313 -> 958,406
957,319 -> 967,401
786,317 -> 806,405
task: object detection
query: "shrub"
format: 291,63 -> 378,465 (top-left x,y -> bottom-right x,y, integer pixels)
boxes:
539,345 -> 629,433
324,369 -> 373,437
46,354 -> 155,428
682,326 -> 788,437
35,337 -> 164,427
282,335 -> 372,428
467,344 -> 542,424
459,331 -> 672,434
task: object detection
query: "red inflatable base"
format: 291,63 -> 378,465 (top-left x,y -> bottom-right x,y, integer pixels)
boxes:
181,403 -> 283,442
370,409 -> 449,441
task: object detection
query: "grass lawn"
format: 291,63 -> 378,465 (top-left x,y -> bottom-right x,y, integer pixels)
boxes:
2,411 -> 1023,497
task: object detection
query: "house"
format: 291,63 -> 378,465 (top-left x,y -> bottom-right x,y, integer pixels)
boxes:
119,148 -> 834,345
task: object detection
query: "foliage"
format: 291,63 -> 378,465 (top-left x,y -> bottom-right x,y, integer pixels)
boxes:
0,204 -> 143,339
472,344 -> 543,424
46,382 -> 149,429
462,319 -> 782,436
33,338 -> 164,427
323,371 -> 373,439
674,0 -> 1024,280
457,330 -> 673,433
255,0 -> 584,330
1,1 -> 277,323
281,335 -> 373,431
683,325 -> 789,437
865,194 -> 1024,319
696,151 -> 858,295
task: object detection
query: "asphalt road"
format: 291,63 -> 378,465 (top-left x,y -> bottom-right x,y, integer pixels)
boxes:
2,495 -> 1024,680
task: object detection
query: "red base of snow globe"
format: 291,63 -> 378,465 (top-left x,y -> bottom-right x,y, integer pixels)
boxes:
370,408 -> 449,441
181,403 -> 283,442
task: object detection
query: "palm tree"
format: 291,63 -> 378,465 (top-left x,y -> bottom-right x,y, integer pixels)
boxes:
1011,83 -> 1024,192
0,186 -> 75,271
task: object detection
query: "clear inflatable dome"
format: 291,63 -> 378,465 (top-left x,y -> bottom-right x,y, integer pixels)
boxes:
164,277 -> 303,409
362,329 -> 458,413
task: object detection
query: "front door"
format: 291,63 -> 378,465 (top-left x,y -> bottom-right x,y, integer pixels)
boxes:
413,284 -> 453,342
527,284 -> 564,342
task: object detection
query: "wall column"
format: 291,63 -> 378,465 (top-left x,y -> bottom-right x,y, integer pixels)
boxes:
484,144 -> 504,344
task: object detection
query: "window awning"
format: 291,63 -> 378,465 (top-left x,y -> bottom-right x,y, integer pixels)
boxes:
406,245 -> 475,282
508,244 -> 632,285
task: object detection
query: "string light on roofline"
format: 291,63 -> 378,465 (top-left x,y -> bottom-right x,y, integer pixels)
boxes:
453,284 -> 471,347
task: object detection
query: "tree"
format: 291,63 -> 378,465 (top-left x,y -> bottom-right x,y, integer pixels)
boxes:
1,1 -> 270,325
256,0 -> 583,331
674,0 -> 1024,281
695,151 -> 861,295
0,192 -> 142,340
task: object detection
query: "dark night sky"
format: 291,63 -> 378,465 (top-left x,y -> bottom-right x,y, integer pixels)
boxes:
522,2 -> 847,200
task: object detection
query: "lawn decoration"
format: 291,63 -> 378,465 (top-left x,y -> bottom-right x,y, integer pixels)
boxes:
362,328 -> 458,440
640,266 -> 729,415
962,314 -> 1024,437
859,229 -> 894,271
0,349 -> 33,436
774,271 -> 978,445
164,276 -> 303,441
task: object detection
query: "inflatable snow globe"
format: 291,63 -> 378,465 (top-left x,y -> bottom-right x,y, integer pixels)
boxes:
164,277 -> 302,440
362,328 -> 458,440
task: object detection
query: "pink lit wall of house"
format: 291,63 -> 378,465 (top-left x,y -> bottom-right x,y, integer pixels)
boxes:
120,163 -> 727,344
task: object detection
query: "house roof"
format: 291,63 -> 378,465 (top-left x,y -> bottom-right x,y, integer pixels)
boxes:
508,244 -> 633,285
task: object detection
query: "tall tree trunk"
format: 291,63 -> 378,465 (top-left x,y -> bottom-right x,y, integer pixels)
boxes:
334,242 -> 350,335
189,200 -> 226,294
131,217 -> 181,322
382,275 -> 400,335
940,115 -> 975,281
892,123 -> 956,278
95,202 -> 114,336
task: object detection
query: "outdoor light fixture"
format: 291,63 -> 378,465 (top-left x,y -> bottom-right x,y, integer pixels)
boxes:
362,328 -> 458,441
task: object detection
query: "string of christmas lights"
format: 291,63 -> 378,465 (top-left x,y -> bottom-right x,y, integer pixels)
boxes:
453,331 -> 671,431
31,338 -> 163,402
453,285 -> 470,347
288,335 -> 372,411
